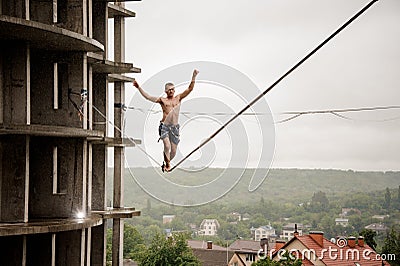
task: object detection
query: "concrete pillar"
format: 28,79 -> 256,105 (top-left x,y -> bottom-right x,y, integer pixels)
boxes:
86,228 -> 92,266
82,140 -> 87,216
51,234 -> 56,266
25,0 -> 29,19
22,236 -> 27,266
104,5 -> 108,60
82,0 -> 87,36
113,144 -> 124,207
80,229 -> 86,266
112,85 -> 125,266
112,218 -> 123,266
88,66 -> 93,130
52,0 -> 57,23
88,143 -> 92,212
53,63 -> 58,110
83,54 -> 88,130
114,17 -> 125,63
0,49 -> 3,124
24,136 -> 30,222
113,6 -> 126,208
92,73 -> 108,266
88,0 -> 92,38
0,137 -> 2,217
26,44 -> 30,125
112,7 -> 126,265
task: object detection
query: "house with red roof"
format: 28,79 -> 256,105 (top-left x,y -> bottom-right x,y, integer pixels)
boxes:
271,231 -> 390,265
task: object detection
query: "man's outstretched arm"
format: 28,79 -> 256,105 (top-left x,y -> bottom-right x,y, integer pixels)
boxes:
179,69 -> 199,100
133,80 -> 160,103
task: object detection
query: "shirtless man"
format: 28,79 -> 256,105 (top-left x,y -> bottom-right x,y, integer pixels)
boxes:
133,69 -> 199,172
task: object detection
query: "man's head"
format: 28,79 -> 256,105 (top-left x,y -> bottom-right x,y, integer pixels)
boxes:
165,82 -> 175,98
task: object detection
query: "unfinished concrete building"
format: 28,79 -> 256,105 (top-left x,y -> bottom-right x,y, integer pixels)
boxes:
0,0 -> 140,265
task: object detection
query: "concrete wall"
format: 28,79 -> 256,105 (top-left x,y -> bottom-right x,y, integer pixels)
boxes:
91,224 -> 107,266
29,0 -> 85,35
92,145 -> 106,211
57,230 -> 84,266
28,233 -> 87,265
1,42 -> 28,125
1,0 -> 25,18
0,135 -> 27,222
92,1 -> 107,56
0,235 -> 24,265
93,73 -> 108,133
27,234 -> 52,265
0,48 -> 3,125
63,0 -> 85,34
29,137 -> 84,219
30,0 -> 52,24
30,50 -> 84,128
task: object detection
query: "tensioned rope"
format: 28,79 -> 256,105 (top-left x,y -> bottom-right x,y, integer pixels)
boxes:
92,102 -> 399,172
123,105 -> 400,123
91,105 -> 161,166
275,105 -> 400,123
169,0 -> 380,172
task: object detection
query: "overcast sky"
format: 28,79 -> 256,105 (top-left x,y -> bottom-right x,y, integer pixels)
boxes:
113,0 -> 400,171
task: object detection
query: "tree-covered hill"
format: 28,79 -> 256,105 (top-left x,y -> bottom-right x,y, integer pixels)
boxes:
111,168 -> 399,208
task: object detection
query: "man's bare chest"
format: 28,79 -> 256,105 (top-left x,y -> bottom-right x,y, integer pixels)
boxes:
161,98 -> 180,108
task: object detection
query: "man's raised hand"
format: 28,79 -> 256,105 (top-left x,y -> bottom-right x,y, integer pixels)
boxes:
192,69 -> 199,80
133,80 -> 140,89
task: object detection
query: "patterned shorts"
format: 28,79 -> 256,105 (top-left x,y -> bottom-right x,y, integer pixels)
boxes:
159,123 -> 180,145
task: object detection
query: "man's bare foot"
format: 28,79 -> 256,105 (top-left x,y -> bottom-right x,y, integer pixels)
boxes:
165,162 -> 171,172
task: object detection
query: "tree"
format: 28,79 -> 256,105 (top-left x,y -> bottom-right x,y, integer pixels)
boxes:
359,229 -> 377,251
106,223 -> 145,263
146,198 -> 152,212
249,213 -> 268,228
382,225 -> 400,266
260,196 -> 265,205
310,191 -> 329,212
136,233 -> 201,266
106,228 -> 113,263
141,224 -> 163,245
124,223 -> 145,260
349,216 -> 363,233
397,185 -> 400,206
383,187 -> 391,209
169,217 -> 187,231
